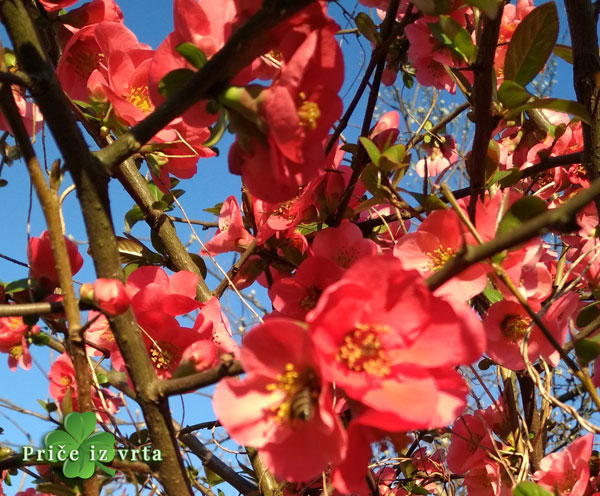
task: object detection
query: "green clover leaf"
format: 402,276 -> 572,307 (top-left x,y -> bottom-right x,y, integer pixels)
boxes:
43,412 -> 115,478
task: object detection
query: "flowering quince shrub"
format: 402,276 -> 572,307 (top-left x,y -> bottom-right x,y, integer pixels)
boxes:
2,0 -> 600,496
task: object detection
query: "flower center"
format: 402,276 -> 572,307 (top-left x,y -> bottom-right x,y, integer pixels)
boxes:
66,48 -> 103,81
60,375 -> 73,387
8,344 -> 22,359
336,323 -> 391,377
426,246 -> 454,272
149,340 -> 178,371
500,314 -> 531,343
335,247 -> 360,268
299,286 -> 321,311
266,364 -> 319,422
127,85 -> 152,114
297,92 -> 320,131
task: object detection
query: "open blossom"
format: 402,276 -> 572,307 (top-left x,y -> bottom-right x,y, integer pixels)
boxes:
85,311 -> 124,371
213,319 -> 346,481
307,255 -> 485,432
311,222 -> 379,269
483,292 -> 578,370
48,352 -> 123,420
415,135 -> 458,177
0,316 -> 37,371
268,256 -> 343,319
533,434 -> 593,496
202,195 -> 254,255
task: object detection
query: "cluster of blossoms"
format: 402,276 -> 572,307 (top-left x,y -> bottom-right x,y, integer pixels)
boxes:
2,0 -> 600,495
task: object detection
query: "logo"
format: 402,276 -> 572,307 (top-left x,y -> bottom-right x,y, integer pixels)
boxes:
22,412 -> 163,479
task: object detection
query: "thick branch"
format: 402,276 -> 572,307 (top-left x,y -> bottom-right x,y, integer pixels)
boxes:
564,0 -> 600,216
467,3 -> 505,219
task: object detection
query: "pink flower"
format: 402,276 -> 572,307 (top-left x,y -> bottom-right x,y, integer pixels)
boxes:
212,318 -> 347,481
483,292 -> 578,370
202,196 -> 254,255
311,222 -> 379,269
38,0 -> 78,12
85,311 -> 124,371
126,266 -> 199,318
0,316 -> 36,371
307,255 -> 485,432
268,256 -> 343,319
464,460 -> 512,496
15,489 -> 52,496
27,231 -> 83,289
415,135 -> 458,177
447,412 -> 495,474
180,340 -> 217,373
48,352 -> 123,420
193,297 -> 240,359
394,209 -> 488,303
533,434 -> 593,496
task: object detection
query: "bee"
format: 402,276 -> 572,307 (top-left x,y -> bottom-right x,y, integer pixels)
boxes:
290,387 -> 317,422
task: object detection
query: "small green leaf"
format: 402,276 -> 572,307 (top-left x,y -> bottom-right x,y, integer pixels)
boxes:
379,143 -> 406,172
355,13 -> 381,44
486,168 -> 522,189
204,466 -> 225,486
175,42 -> 207,69
124,206 -> 144,232
513,482 -> 553,496
0,179 -> 7,187
359,137 -> 381,165
203,110 -> 227,148
4,278 -> 30,294
498,81 -> 531,109
553,44 -> 573,64
576,304 -> 600,328
504,2 -> 559,86
204,202 -> 223,216
482,286 -> 503,304
463,0 -> 500,18
188,253 -> 208,280
157,68 -> 195,99
496,196 -> 547,239
513,98 -> 591,125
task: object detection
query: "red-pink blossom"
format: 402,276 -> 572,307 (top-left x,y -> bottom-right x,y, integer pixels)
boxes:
85,311 -> 124,371
213,318 -> 347,481
0,316 -> 36,371
269,256 -> 343,320
202,196 -> 254,255
193,297 -> 240,359
533,433 -> 593,496
89,278 -> 130,316
308,255 -> 485,432
311,222 -> 379,269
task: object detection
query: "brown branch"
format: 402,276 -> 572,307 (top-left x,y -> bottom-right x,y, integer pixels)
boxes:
179,433 -> 258,495
564,0 -> 600,218
467,2 -> 505,220
94,0 -> 317,171
213,239 -> 257,298
153,359 -> 243,399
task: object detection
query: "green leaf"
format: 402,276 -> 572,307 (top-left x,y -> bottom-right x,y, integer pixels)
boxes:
379,143 -> 406,172
204,466 -> 225,486
175,42 -> 207,69
504,2 -> 558,86
428,17 -> 476,63
496,196 -> 547,239
575,338 -> 600,364
553,44 -> 573,64
4,278 -> 30,294
188,253 -> 208,280
361,163 -> 386,199
355,13 -> 381,44
359,137 -> 381,165
513,482 -> 553,496
31,332 -> 50,346
576,303 -> 600,328
463,0 -> 500,18
203,109 -> 227,148
486,168 -> 522,189
0,179 -> 7,187
498,81 -> 531,109
409,0 -> 450,15
482,286 -> 503,304
36,482 -> 78,496
124,206 -> 144,232
513,98 -> 591,125
204,202 -> 223,216
157,68 -> 195,99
